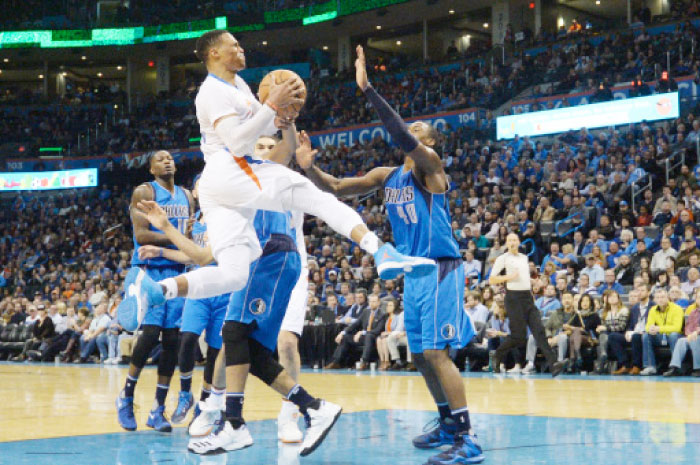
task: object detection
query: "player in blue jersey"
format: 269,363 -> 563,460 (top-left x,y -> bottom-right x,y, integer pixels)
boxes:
115,150 -> 195,433
296,45 -> 483,465
136,176 -> 228,427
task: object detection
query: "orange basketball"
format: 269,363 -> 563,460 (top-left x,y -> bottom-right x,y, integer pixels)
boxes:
258,69 -> 307,117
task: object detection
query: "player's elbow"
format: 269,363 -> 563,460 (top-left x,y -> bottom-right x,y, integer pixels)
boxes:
134,230 -> 152,245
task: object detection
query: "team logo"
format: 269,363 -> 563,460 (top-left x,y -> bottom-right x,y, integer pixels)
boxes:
249,298 -> 267,315
441,324 -> 456,340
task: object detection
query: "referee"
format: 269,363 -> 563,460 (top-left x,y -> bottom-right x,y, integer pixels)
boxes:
489,233 -> 565,377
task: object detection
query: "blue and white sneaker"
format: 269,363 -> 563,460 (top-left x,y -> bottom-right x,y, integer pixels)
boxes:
425,433 -> 484,465
374,243 -> 436,280
117,267 -> 165,332
172,391 -> 195,424
413,418 -> 457,449
146,405 -> 173,433
116,390 -> 137,431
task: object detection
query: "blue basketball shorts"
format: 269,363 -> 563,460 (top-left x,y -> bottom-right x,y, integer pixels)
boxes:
180,292 -> 230,349
141,265 -> 186,329
403,257 -> 474,353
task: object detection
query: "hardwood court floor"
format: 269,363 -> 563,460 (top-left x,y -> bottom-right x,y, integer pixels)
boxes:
1,363 -> 699,464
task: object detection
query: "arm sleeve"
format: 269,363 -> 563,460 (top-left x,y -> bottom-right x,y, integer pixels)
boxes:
364,86 -> 419,153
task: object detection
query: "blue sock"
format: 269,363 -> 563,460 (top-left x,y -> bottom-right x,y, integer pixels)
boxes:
225,392 -> 244,427
155,384 -> 169,407
451,407 -> 471,435
286,384 -> 320,413
200,388 -> 210,402
437,402 -> 451,421
124,374 -> 138,398
180,374 -> 192,393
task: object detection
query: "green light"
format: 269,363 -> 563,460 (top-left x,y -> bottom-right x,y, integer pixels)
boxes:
188,137 -> 201,143
215,16 -> 227,29
303,10 -> 338,25
39,147 -> 63,152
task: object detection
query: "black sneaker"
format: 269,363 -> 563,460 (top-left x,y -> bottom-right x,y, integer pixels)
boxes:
663,367 -> 681,377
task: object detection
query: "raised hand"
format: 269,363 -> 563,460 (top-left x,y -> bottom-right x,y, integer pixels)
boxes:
295,130 -> 318,170
355,45 -> 369,91
267,77 -> 305,109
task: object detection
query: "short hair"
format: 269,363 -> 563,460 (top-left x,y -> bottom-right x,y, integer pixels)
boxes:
355,288 -> 368,297
195,29 -> 229,63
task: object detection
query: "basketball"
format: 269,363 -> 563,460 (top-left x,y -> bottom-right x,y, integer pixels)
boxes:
257,69 -> 307,117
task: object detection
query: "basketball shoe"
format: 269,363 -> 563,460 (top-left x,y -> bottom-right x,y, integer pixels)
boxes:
425,433 -> 484,464
117,268 -> 165,332
413,418 -> 456,449
374,244 -> 436,280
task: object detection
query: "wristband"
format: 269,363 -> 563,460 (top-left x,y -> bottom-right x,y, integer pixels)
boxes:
158,248 -> 163,258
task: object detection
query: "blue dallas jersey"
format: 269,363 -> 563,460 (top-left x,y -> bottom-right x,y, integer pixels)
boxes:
131,181 -> 190,267
383,167 -> 460,259
253,210 -> 296,248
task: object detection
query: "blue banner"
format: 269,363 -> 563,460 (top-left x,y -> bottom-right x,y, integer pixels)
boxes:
0,168 -> 97,191
309,108 -> 484,149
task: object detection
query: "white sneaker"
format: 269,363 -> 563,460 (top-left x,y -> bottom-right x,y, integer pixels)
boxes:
299,400 -> 342,457
278,412 -> 303,443
188,420 -> 253,455
507,364 -> 522,375
521,363 -> 536,375
189,398 -> 222,437
640,366 -> 657,376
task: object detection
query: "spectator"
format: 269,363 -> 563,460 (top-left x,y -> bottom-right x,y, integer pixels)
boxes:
12,305 -> 54,361
465,291 -> 490,324
581,255 -> 604,287
597,269 -> 626,295
594,290 -> 629,374
77,303 -> 111,363
663,288 -> 700,377
614,254 -> 635,285
535,284 -> 562,318
651,237 -> 678,275
485,301 -> 519,373
463,250 -> 482,281
682,268 -> 700,296
376,299 -> 410,370
336,290 -> 367,325
326,294 -> 387,370
562,294 -> 601,373
523,291 -> 572,374
640,289 -> 684,375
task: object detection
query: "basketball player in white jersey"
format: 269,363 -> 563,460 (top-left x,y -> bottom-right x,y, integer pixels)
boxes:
119,29 -> 435,340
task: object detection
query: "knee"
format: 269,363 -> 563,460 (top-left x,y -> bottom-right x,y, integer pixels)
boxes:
161,328 -> 179,351
277,331 -> 299,357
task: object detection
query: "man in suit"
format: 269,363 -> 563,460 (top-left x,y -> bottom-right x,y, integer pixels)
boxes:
571,230 -> 586,256
336,289 -> 368,325
325,294 -> 387,370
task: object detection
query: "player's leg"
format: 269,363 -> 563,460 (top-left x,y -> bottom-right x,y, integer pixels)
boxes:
189,344 -> 227,438
116,268 -> 169,431
145,295 -> 183,432
418,261 -> 484,465
276,271 -> 307,443
404,272 -> 454,449
172,298 -> 208,424
524,298 -> 565,377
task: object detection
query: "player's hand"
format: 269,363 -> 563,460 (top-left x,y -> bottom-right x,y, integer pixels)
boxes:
355,45 -> 370,91
139,245 -> 162,260
267,77 -> 305,109
295,131 -> 318,170
135,200 -> 170,230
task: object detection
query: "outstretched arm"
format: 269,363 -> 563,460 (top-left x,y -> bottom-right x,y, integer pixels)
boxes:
355,45 -> 443,181
295,130 -> 391,197
134,200 -> 214,267
265,123 -> 298,166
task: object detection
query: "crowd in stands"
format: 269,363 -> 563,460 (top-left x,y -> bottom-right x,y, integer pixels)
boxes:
4,10 -> 700,378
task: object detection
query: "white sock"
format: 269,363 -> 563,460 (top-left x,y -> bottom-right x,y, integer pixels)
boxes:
279,399 -> 299,419
210,387 -> 225,408
526,361 -> 534,368
159,278 -> 178,300
359,232 -> 381,254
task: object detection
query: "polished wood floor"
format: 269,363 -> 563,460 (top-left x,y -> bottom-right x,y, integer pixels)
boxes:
1,363 -> 699,443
